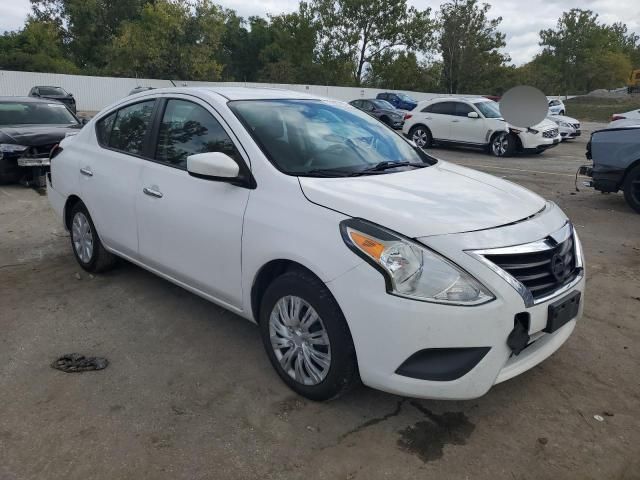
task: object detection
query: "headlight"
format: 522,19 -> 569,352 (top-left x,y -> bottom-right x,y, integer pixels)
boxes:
558,121 -> 570,128
527,128 -> 539,134
340,219 -> 494,305
0,144 -> 28,159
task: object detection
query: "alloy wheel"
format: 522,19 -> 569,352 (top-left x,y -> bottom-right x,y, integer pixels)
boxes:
72,212 -> 94,263
492,133 -> 508,156
412,128 -> 429,148
268,295 -> 331,386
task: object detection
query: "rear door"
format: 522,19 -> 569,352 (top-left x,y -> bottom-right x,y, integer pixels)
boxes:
422,101 -> 456,140
136,96 -> 250,308
449,101 -> 487,144
79,99 -> 156,258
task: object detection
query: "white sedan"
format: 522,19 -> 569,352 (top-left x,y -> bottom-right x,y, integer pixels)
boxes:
548,114 -> 581,140
403,97 -> 561,157
47,87 -> 585,400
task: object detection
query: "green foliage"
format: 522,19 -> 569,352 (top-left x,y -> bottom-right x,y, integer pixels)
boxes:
1,1 -> 639,96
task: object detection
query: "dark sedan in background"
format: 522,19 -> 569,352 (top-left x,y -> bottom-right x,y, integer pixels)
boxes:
349,98 -> 408,129
28,86 -> 77,113
0,97 -> 83,186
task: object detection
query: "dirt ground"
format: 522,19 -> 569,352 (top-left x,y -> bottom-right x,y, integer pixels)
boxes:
1,123 -> 639,480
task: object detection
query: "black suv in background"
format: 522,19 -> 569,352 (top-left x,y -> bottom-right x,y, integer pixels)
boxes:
349,98 -> 407,129
28,86 -> 76,113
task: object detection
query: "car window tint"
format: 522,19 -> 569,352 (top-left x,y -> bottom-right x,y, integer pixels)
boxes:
454,102 -> 474,116
430,102 -> 456,115
155,99 -> 241,169
109,100 -> 155,155
96,112 -> 116,146
351,100 -> 362,108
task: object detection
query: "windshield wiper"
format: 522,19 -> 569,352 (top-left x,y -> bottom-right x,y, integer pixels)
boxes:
349,160 -> 426,176
297,168 -> 354,178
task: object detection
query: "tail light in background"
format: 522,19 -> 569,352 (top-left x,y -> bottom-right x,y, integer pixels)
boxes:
610,115 -> 626,122
404,113 -> 412,120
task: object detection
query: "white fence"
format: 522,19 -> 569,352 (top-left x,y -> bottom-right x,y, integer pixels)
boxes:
0,69 -> 476,112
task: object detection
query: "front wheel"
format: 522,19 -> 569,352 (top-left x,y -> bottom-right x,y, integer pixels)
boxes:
490,132 -> 516,157
409,125 -> 432,149
623,165 -> 640,214
259,268 -> 359,401
69,201 -> 117,272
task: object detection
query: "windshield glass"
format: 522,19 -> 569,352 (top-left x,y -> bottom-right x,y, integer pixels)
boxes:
474,100 -> 502,119
38,87 -> 67,96
230,99 -> 431,176
372,99 -> 395,110
398,94 -> 416,102
0,102 -> 79,126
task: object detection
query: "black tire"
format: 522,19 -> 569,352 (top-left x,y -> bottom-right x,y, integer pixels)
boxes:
0,159 -> 21,185
69,201 -> 117,273
409,125 -> 432,148
623,165 -> 640,214
559,110 -> 565,116
490,132 -> 516,157
259,268 -> 359,401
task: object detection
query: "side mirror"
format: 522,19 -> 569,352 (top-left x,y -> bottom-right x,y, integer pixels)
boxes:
468,111 -> 479,119
69,93 -> 74,97
187,152 -> 240,181
81,118 -> 88,125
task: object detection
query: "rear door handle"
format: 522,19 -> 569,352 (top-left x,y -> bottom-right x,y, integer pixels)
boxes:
143,186 -> 163,198
80,167 -> 93,177
451,119 -> 460,123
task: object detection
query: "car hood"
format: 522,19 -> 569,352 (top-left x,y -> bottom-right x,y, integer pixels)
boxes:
299,160 -> 547,237
549,114 -> 578,124
509,118 -> 557,131
0,124 -> 81,146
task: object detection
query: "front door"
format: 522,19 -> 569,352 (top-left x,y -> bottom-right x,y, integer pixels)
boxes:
449,102 -> 488,144
136,97 -> 250,308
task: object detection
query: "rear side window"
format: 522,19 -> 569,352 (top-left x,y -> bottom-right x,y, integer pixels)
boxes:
155,99 -> 241,169
429,102 -> 456,115
108,101 -> 155,156
96,112 -> 116,146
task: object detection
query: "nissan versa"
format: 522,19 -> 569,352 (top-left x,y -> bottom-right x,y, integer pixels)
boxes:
47,87 -> 585,401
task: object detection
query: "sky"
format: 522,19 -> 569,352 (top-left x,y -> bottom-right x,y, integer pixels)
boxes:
1,0 -> 639,66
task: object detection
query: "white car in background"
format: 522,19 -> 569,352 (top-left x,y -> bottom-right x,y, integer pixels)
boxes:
548,114 -> 581,141
47,87 -> 585,401
403,97 -> 561,157
548,98 -> 566,115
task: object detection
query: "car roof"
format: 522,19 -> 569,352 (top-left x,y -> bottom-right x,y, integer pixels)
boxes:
147,86 -> 321,101
0,96 -> 62,103
419,96 -> 484,105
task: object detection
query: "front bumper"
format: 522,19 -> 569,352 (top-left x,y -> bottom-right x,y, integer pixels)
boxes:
327,204 -> 585,400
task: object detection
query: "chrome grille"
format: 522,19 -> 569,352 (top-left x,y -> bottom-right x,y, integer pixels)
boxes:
543,128 -> 558,138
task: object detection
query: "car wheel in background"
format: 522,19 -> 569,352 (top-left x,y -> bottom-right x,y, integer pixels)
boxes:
69,201 -> 117,272
490,132 -> 516,157
623,165 -> 640,214
409,125 -> 432,148
0,159 -> 21,184
560,110 -> 565,116
259,268 -> 359,401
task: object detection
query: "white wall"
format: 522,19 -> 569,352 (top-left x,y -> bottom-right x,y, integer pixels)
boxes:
0,69 -> 477,112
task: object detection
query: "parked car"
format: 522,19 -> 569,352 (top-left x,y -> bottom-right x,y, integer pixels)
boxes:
28,86 -> 76,113
376,92 -> 418,111
48,87 -> 585,401
548,114 -> 581,141
580,124 -> 640,213
0,96 -> 83,185
548,98 -> 566,116
403,97 -> 561,157
129,86 -> 155,96
349,99 -> 406,129
610,108 -> 640,122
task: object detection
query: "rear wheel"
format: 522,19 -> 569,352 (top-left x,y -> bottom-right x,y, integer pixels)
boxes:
69,201 -> 117,272
409,125 -> 432,148
623,165 -> 640,213
259,268 -> 359,401
490,132 -> 516,157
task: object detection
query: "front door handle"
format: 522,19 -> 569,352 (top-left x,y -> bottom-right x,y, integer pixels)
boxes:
80,167 -> 93,177
143,186 -> 163,198
451,119 -> 460,123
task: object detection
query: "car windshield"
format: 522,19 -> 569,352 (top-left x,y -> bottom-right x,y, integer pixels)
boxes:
398,94 -> 416,102
229,99 -> 431,177
38,87 -> 67,96
474,100 -> 502,119
0,102 -> 79,126
372,99 -> 394,110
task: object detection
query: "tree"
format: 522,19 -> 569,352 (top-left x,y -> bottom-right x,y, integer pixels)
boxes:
0,20 -> 78,73
366,51 -> 440,92
438,0 -> 509,94
309,0 -> 433,85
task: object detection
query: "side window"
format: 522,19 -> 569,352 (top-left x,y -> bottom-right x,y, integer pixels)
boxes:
454,102 -> 474,117
155,99 -> 241,169
362,101 -> 374,111
352,100 -> 362,109
109,100 -> 155,155
96,111 -> 116,146
430,102 -> 456,115
421,104 -> 434,113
